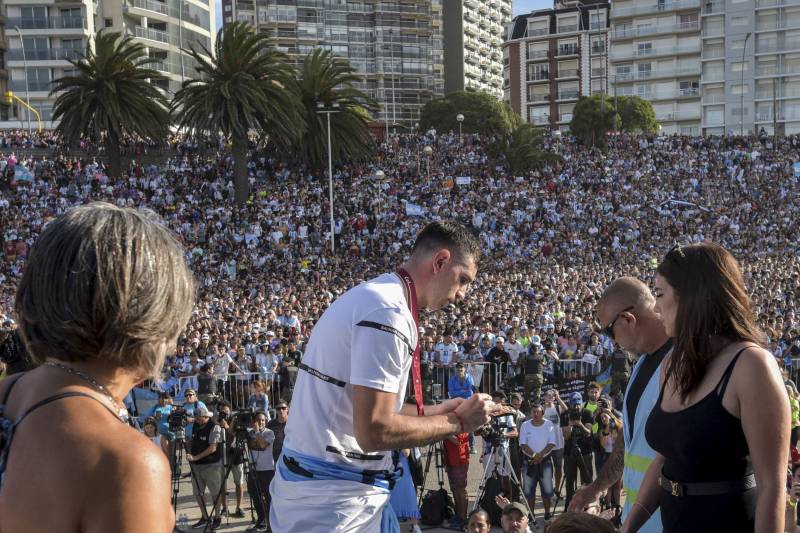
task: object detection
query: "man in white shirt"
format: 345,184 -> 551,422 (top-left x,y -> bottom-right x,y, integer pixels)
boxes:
270,221 -> 502,533
435,332 -> 460,367
519,404 -> 557,521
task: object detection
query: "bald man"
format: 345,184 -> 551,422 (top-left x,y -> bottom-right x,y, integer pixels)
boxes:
568,278 -> 671,533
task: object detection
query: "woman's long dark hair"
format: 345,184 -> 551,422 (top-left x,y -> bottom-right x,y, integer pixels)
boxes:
657,242 -> 766,401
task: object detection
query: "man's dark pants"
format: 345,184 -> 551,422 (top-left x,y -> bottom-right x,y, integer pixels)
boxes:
247,469 -> 274,525
563,452 -> 593,509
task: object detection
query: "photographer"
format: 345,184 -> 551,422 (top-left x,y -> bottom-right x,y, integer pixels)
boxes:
216,401 -> 246,519
482,391 -> 518,498
246,410 -> 275,532
561,393 -> 594,510
187,406 -> 224,530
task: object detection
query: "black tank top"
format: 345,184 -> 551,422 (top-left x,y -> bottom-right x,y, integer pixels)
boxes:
645,346 -> 756,533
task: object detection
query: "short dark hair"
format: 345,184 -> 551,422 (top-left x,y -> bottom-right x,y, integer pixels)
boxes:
217,399 -> 232,410
411,221 -> 481,265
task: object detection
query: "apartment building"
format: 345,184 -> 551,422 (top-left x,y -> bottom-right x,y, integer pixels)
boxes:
222,0 -> 444,129
0,0 -> 215,129
0,11 -> 8,121
502,0 -> 610,130
701,0 -> 800,136
442,0 -> 512,98
608,0 -> 702,135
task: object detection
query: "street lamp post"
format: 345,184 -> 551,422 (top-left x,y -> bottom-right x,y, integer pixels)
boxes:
13,26 -> 31,134
456,113 -> 464,142
316,102 -> 340,254
741,31 -> 752,137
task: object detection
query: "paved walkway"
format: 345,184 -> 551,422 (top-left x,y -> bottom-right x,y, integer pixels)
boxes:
172,440 -> 566,532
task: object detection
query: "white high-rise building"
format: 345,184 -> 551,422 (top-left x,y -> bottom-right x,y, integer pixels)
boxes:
608,0 -> 702,135
1,0 -> 215,129
443,0 -> 512,97
701,0 -> 800,136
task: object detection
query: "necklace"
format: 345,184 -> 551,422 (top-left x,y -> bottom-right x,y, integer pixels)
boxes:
45,361 -> 129,423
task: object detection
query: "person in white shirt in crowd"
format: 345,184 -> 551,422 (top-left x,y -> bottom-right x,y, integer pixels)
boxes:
519,403 -> 558,521
543,389 -> 569,501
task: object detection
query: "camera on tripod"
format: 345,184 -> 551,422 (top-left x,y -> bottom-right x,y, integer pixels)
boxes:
232,408 -> 257,441
168,407 -> 188,431
478,414 -> 511,448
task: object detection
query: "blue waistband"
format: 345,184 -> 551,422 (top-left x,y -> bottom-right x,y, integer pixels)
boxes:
278,446 -> 401,492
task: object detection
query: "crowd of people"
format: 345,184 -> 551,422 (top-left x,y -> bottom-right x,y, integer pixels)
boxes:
1,128 -> 800,532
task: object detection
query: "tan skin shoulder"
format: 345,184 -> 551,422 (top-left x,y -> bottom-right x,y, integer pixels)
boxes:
0,383 -> 174,533
659,342 -> 778,417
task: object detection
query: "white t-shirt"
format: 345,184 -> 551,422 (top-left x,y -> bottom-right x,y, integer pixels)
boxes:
249,428 -> 276,471
543,405 -> 565,450
435,342 -> 460,366
282,272 -> 416,472
519,419 -> 558,455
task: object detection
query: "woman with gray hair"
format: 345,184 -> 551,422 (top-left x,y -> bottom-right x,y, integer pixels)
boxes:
0,202 -> 195,532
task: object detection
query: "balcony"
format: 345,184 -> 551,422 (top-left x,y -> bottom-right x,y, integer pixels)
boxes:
558,90 -> 580,100
756,39 -> 800,54
7,47 -> 85,61
5,16 -> 85,30
702,2 -> 724,15
127,0 -> 170,16
135,26 -> 173,45
557,68 -> 579,78
557,24 -> 579,34
756,111 -> 800,122
591,45 -> 606,54
679,87 -> 700,97
530,115 -> 550,125
557,45 -> 579,57
756,65 -> 800,76
611,20 -> 699,40
702,94 -> 726,104
612,0 -> 700,18
612,66 -> 701,82
756,19 -> 800,32
528,93 -> 550,102
527,73 -> 550,82
656,110 -> 701,121
526,28 -> 550,37
10,79 -> 52,92
558,113 -> 573,122
527,50 -> 549,60
610,44 -> 700,61
756,0 -> 794,8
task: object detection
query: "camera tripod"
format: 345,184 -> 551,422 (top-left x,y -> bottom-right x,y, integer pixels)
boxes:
559,441 -> 592,512
472,440 -> 535,522
202,430 -> 265,533
169,426 -> 191,533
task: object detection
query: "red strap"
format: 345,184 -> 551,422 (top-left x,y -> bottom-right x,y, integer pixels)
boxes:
397,268 -> 424,416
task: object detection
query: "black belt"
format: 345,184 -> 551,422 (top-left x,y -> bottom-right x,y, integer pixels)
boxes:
659,472 -> 756,497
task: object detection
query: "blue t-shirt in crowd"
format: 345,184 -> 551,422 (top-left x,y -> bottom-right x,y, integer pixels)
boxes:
448,373 -> 475,400
183,400 -> 207,439
150,404 -> 174,436
248,393 -> 269,412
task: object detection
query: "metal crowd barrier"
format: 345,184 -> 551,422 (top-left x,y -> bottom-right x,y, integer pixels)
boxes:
173,371 -> 286,412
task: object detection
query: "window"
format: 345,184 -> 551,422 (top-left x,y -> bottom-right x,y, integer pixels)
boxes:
224,4 -> 232,11
637,42 -> 653,56
591,36 -> 605,54
731,106 -> 749,116
105,18 -> 113,28
23,37 -> 49,50
21,7 -> 47,20
730,84 -> 749,95
731,16 -> 748,27
732,61 -> 749,73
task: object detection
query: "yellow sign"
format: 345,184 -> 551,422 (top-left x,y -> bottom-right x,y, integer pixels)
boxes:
4,91 -> 12,105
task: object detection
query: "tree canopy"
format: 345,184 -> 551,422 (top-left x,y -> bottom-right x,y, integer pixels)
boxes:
419,91 -> 520,139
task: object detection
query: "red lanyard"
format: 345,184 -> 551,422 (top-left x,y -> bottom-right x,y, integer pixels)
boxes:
397,268 -> 424,416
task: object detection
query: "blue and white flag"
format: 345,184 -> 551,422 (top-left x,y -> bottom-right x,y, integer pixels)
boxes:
14,165 -> 34,181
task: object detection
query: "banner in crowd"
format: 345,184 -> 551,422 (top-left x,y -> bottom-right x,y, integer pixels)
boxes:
794,162 -> 800,177
14,165 -> 34,181
456,176 -> 471,186
405,203 -> 425,216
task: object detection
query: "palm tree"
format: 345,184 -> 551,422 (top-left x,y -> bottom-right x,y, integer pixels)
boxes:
50,30 -> 170,178
293,49 -> 377,170
172,22 -> 299,204
496,124 -> 562,175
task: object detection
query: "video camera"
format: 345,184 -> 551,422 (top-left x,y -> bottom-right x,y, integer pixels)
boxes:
232,408 -> 257,441
478,412 -> 513,447
168,407 -> 188,431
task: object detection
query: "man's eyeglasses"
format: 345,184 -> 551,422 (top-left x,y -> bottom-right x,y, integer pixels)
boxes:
276,406 -> 288,410
185,393 -> 196,397
598,306 -> 634,340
